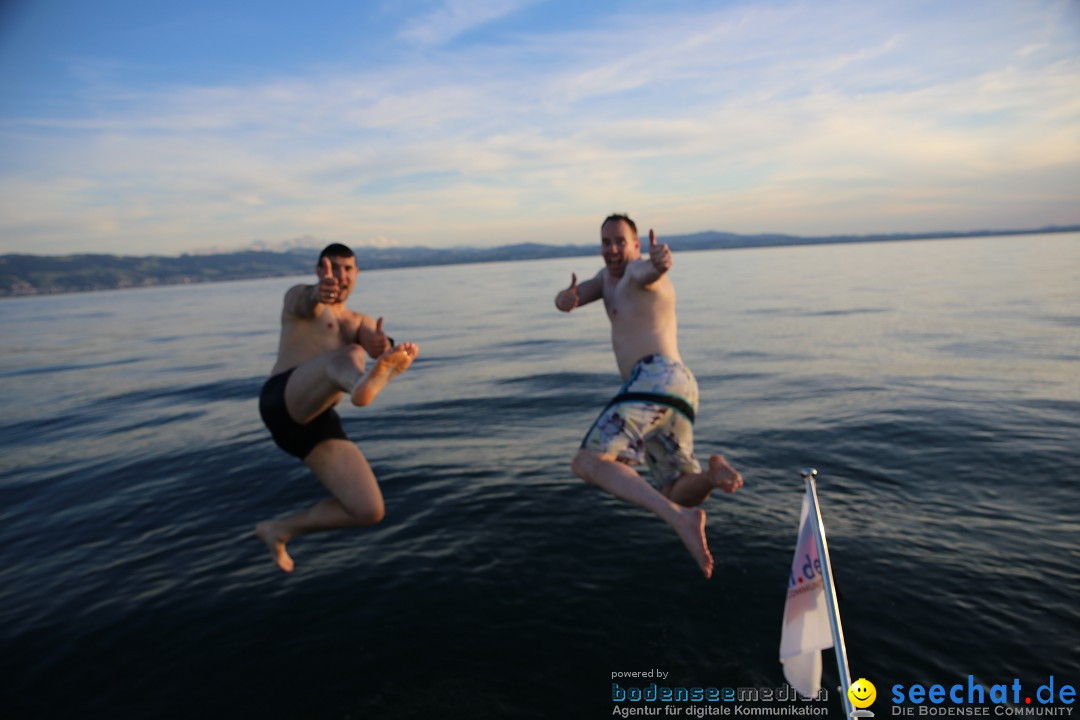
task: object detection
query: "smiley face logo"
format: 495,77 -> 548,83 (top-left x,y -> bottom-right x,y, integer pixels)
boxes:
848,678 -> 877,708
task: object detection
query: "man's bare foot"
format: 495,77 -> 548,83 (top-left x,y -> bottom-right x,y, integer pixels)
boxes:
672,507 -> 714,579
256,521 -> 294,573
708,454 -> 744,494
351,342 -> 419,406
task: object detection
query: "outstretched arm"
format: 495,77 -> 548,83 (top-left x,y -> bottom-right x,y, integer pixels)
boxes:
284,257 -> 339,318
555,271 -> 603,312
628,229 -> 672,288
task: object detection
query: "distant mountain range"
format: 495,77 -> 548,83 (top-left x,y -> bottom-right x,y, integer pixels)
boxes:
2,225 -> 1076,297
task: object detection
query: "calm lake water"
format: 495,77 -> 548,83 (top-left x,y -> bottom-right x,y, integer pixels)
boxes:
1,233 -> 1077,719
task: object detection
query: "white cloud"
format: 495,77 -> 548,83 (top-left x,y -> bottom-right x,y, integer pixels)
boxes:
0,0 -> 1077,255
398,0 -> 536,47
365,236 -> 399,248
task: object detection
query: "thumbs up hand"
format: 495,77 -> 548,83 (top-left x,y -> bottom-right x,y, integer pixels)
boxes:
317,257 -> 341,305
556,272 -> 580,312
648,229 -> 672,274
368,316 -> 392,356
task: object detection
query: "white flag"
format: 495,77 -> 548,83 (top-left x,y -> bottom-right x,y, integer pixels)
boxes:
779,489 -> 834,698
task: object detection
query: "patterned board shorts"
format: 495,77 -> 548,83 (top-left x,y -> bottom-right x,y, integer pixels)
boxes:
581,354 -> 702,487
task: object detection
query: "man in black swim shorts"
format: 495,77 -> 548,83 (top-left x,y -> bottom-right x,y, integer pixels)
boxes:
255,243 -> 418,573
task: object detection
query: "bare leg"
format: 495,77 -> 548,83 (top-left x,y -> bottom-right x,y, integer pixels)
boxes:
662,454 -> 744,508
256,439 -> 385,572
283,344 -> 366,424
351,343 -> 418,406
572,448 -> 714,579
280,342 -> 418,424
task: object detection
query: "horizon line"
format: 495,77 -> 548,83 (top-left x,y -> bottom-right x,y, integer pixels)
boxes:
4,223 -> 1078,260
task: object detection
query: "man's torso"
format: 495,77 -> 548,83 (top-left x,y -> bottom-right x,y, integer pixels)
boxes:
602,263 -> 681,379
271,286 -> 369,376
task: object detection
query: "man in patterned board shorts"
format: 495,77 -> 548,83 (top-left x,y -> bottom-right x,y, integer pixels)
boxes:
555,214 -> 744,579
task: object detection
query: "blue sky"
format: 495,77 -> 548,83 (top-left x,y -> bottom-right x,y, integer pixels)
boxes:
1,0 -> 1077,255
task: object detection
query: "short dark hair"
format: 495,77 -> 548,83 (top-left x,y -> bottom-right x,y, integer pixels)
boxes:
601,213 -> 637,237
318,243 -> 355,262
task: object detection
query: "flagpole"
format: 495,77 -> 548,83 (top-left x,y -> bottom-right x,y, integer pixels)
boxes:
802,468 -> 856,718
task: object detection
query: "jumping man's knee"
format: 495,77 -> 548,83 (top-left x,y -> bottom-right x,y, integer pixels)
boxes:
345,499 -> 384,526
364,504 -> 385,525
571,448 -> 597,481
343,343 -> 367,364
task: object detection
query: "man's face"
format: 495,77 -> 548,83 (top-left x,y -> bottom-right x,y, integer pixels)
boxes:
319,254 -> 359,302
600,219 -> 640,278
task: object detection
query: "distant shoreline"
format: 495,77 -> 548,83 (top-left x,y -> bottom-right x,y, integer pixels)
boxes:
2,225 -> 1076,298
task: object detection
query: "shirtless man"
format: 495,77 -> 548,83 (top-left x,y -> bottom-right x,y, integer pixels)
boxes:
555,214 -> 743,579
256,243 -> 418,573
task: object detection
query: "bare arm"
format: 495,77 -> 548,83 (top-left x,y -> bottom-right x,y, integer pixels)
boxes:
627,229 -> 671,289
283,257 -> 339,318
283,283 -> 321,319
555,271 -> 604,312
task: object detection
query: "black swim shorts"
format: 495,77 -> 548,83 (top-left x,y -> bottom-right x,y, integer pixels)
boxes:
259,368 -> 348,460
